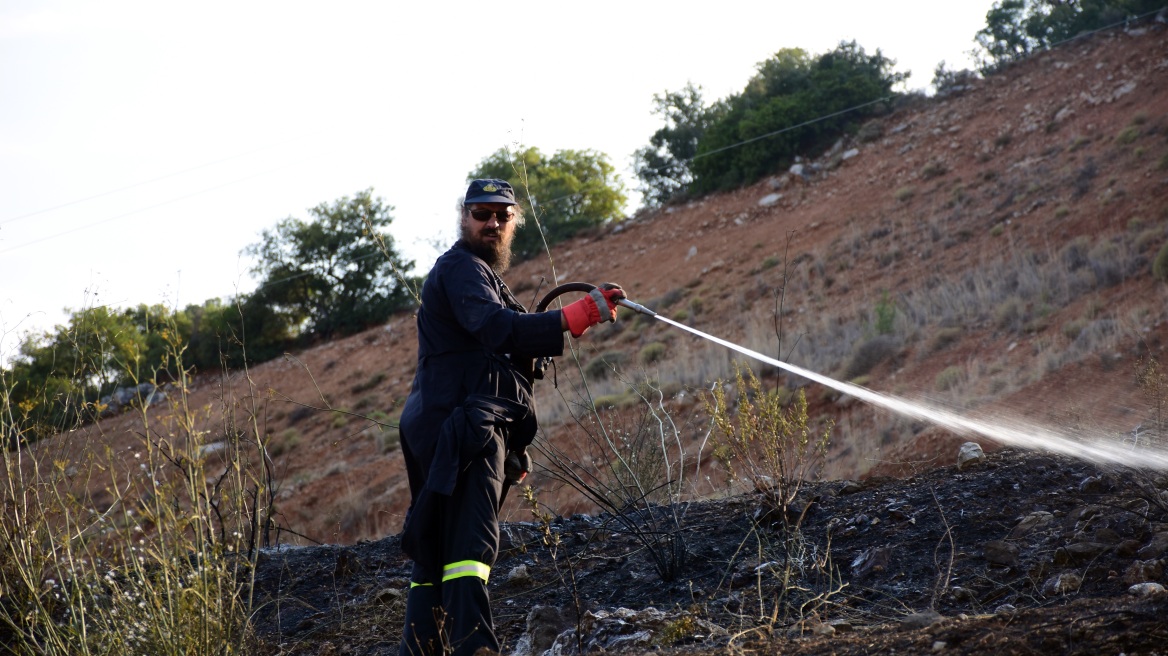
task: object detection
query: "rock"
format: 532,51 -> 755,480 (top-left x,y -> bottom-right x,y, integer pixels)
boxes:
758,193 -> 783,207
1127,582 -> 1167,597
548,607 -> 724,654
514,605 -> 571,656
842,148 -> 860,160
1042,572 -> 1083,596
373,587 -> 402,603
933,640 -> 948,651
1079,475 -> 1108,493
506,564 -> 532,585
1062,541 -> 1111,563
1010,511 -> 1054,538
994,604 -> 1017,616
686,245 -> 698,260
1137,531 -> 1168,559
1123,560 -> 1164,585
851,546 -> 892,578
838,480 -> 864,495
956,442 -> 985,470
900,609 -> 943,630
768,175 -> 790,190
790,163 -> 806,177
983,540 -> 1020,567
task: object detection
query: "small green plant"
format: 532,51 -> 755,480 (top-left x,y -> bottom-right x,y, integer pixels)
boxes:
584,351 -> 627,380
874,291 -> 896,335
921,160 -> 949,179
894,186 -> 916,202
994,132 -> 1013,148
1062,319 -> 1086,340
1115,126 -> 1140,145
990,223 -> 1005,237
929,327 -> 964,353
1153,242 -> 1168,282
935,365 -> 965,392
639,342 -> 668,365
350,371 -> 387,394
760,255 -> 781,270
705,364 -> 832,529
688,296 -> 704,316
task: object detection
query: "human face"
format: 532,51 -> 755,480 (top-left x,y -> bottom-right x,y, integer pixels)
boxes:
461,202 -> 516,273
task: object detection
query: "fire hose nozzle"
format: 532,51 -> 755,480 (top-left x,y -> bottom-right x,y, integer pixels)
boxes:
617,298 -> 656,317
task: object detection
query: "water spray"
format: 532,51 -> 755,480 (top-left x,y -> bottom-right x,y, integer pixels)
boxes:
541,283 -> 1168,472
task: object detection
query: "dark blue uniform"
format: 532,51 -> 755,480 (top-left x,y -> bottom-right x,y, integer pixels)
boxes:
398,241 -> 563,656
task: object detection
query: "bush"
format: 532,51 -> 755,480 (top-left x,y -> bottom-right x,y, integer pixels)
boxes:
843,335 -> 899,379
639,342 -> 668,365
584,351 -> 627,380
1153,242 -> 1168,282
935,365 -> 965,392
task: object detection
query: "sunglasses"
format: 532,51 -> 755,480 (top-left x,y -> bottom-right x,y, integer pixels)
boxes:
468,208 -> 514,223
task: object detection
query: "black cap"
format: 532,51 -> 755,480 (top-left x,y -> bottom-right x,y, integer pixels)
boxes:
464,179 -> 517,205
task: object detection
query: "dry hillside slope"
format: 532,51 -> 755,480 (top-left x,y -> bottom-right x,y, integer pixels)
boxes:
57,24 -> 1168,550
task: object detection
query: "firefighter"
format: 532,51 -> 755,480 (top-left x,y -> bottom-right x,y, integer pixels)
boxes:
397,179 -> 624,655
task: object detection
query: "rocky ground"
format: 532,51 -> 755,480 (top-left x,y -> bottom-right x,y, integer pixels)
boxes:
249,447 -> 1168,655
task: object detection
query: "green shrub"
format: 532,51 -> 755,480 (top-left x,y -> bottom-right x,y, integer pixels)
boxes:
639,342 -> 668,365
873,292 -> 896,335
894,186 -> 916,202
990,223 -> 1005,237
1115,126 -> 1139,145
1153,242 -> 1168,282
1062,319 -> 1086,340
929,327 -> 964,353
760,255 -> 780,270
844,335 -> 899,379
350,371 -> 387,394
592,392 -> 640,410
584,351 -> 627,379
688,297 -> 704,316
921,160 -> 948,179
935,365 -> 965,392
995,296 -> 1025,332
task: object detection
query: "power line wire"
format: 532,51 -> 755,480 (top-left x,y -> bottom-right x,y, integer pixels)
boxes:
1,136 -> 313,226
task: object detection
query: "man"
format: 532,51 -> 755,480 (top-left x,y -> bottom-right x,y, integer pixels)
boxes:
397,179 -> 624,656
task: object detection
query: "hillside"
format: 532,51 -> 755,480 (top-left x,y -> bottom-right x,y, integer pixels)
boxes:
16,21 -> 1168,655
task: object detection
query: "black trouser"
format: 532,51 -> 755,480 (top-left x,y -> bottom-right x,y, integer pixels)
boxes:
400,426 -> 505,656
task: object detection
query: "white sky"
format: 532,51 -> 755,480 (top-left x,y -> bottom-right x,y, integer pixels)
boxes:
0,0 -> 998,364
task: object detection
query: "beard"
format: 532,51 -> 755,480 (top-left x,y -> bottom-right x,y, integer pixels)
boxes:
461,221 -> 514,274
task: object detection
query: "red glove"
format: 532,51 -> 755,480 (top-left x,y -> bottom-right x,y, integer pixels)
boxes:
562,283 -> 626,337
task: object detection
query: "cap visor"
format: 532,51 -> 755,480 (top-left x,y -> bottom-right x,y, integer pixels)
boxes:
465,194 -> 517,205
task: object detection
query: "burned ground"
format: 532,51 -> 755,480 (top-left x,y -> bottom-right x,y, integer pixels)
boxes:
250,448 -> 1168,655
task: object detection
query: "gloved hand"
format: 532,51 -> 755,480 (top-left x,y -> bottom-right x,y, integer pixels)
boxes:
504,448 -> 531,486
562,283 -> 626,338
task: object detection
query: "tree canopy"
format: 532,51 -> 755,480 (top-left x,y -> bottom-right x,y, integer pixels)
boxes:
468,146 -> 627,261
976,0 -> 1168,67
243,189 -> 416,341
634,42 -> 904,202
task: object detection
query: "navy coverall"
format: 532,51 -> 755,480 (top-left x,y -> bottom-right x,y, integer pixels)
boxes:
398,241 -> 563,656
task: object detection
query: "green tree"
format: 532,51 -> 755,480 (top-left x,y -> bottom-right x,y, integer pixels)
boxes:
633,82 -> 720,206
469,147 -> 627,261
976,0 -> 1168,67
244,189 -> 416,342
5,307 -> 146,440
690,42 -> 903,193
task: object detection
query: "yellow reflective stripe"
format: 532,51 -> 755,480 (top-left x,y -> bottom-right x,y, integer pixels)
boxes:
409,581 -> 434,588
442,560 -> 491,582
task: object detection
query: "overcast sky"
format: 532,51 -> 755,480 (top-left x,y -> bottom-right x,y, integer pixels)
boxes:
0,0 -> 999,364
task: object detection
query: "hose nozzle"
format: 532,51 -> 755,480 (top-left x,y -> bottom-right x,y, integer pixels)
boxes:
617,298 -> 657,317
